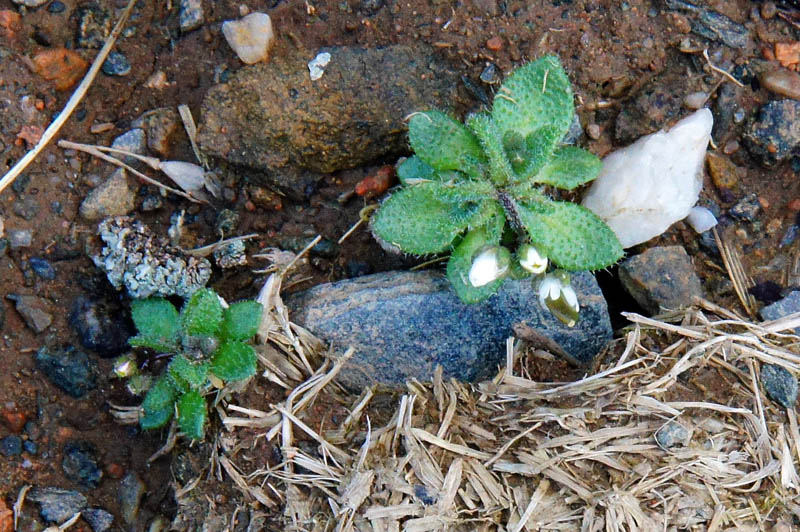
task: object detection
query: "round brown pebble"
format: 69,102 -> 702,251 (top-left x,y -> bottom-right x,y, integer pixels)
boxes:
586,123 -> 601,140
106,462 -> 125,479
486,36 -> 503,51
1,402 -> 27,433
723,140 -> 740,155
761,1 -> 777,20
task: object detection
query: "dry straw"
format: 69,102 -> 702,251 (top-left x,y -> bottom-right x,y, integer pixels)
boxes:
204,267 -> 800,531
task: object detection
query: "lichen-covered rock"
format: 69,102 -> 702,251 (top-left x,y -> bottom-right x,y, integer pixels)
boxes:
92,216 -> 211,299
197,45 -> 469,198
287,270 -> 612,390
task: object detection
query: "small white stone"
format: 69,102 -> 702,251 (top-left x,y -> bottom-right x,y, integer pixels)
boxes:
582,109 -> 713,248
222,12 -> 274,64
309,52 -> 331,81
686,206 -> 718,233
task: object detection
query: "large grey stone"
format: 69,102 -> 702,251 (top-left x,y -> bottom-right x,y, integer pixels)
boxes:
619,246 -> 703,315
197,45 -> 470,199
287,270 -> 612,390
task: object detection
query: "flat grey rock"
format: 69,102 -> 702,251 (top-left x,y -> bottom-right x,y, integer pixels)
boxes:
760,290 -> 800,334
287,270 -> 612,390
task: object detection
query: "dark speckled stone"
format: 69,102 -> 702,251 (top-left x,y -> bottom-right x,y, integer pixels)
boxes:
287,270 -> 612,390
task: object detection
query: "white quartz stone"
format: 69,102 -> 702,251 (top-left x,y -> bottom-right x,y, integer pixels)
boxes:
222,12 -> 274,64
581,109 -> 713,248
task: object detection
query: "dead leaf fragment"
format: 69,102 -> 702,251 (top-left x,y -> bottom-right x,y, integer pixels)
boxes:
32,48 -> 89,91
775,42 -> 800,68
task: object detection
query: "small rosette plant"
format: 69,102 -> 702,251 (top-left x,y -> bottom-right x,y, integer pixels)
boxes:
124,288 -> 262,440
369,55 -> 622,324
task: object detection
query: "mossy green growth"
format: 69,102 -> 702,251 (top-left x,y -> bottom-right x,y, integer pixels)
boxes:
370,55 -> 622,308
128,289 -> 262,440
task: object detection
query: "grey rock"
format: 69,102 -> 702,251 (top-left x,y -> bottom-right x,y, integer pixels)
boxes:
655,421 -> 691,449
745,100 -> 800,167
83,508 -> 114,532
69,296 -> 133,358
213,239 -> 247,269
12,0 -> 48,6
8,294 -> 52,333
665,0 -> 749,48
80,169 -> 136,221
13,196 -> 40,220
110,129 -> 146,165
93,216 -> 211,298
197,45 -> 470,199
118,472 -> 146,526
8,228 -> 32,248
62,440 -> 102,489
29,257 -> 56,280
28,487 -> 87,523
729,193 -> 761,221
74,3 -> 111,49
180,0 -> 204,31
132,107 -> 181,158
101,51 -> 131,76
34,346 -> 98,398
479,63 -> 497,84
761,364 -> 798,408
619,246 -> 703,315
287,270 -> 612,390
47,1 -> 66,13
761,291 -> 800,334
0,435 -> 22,456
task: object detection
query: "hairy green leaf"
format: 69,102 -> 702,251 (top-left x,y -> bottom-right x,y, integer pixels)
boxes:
129,298 -> 180,353
168,355 -> 210,390
177,390 -> 206,440
532,146 -> 602,190
211,341 -> 257,382
220,301 -> 263,341
492,55 -> 573,145
397,156 -> 437,185
509,126 -> 563,182
516,199 -> 622,271
408,111 -> 485,177
181,289 -> 223,336
446,227 -> 504,304
140,375 -> 176,430
370,183 -> 485,255
467,113 -> 513,186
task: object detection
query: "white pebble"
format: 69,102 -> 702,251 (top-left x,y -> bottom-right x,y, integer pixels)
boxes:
684,91 -> 708,110
222,12 -> 274,64
582,109 -> 713,248
159,161 -> 206,193
308,52 -> 331,81
686,205 -> 718,233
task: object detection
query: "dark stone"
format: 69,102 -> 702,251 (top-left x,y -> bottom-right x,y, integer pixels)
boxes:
614,73 -> 683,144
749,281 -> 783,305
712,83 -> 741,140
745,100 -> 800,167
29,257 -> 56,280
62,440 -> 103,489
179,0 -> 204,32
34,346 -> 98,398
480,63 -> 497,84
345,260 -> 373,278
0,435 -> 22,456
198,45 -> 471,199
23,440 -> 37,454
214,208 -> 240,235
664,0 -> 749,48
118,472 -> 146,525
48,1 -> 67,13
131,107 -> 181,158
110,129 -> 146,166
140,195 -> 163,211
655,421 -> 691,448
69,297 -> 133,358
83,507 -> 114,532
761,363 -> 798,408
101,51 -> 131,76
618,246 -> 703,315
729,193 -> 761,221
359,0 -> 384,15
761,290 -> 800,333
73,3 -> 111,49
28,487 -> 87,523
287,270 -> 612,390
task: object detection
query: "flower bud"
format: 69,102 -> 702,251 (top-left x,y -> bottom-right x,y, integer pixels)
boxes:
518,244 -> 548,274
537,270 -> 580,327
112,354 -> 139,378
468,246 -> 511,287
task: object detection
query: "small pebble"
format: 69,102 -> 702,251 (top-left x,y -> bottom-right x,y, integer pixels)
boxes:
28,488 -> 87,523
730,193 -> 761,221
29,257 -> 56,280
0,435 -> 22,456
8,294 -> 52,332
684,91 -> 708,110
75,3 -> 111,49
118,472 -> 147,525
7,228 -> 32,248
140,195 -> 163,211
761,363 -> 798,408
83,508 -> 114,532
110,129 -> 146,165
222,12 -> 275,64
479,63 -> 497,84
47,1 -> 66,13
34,346 -> 98,398
308,51 -> 331,80
23,440 -> 37,454
760,69 -> 800,100
723,140 -> 739,154
761,1 -> 777,19
12,0 -> 48,6
486,36 -> 503,51
586,123 -> 601,140
102,51 -> 131,76
655,421 -> 690,449
13,196 -> 39,220
1,402 -> 27,433
62,440 -> 103,489
733,108 -> 746,123
179,0 -> 204,32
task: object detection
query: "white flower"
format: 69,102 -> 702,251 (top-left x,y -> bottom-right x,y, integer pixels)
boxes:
112,354 -> 138,378
468,246 -> 510,287
518,244 -> 548,274
537,271 -> 579,327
